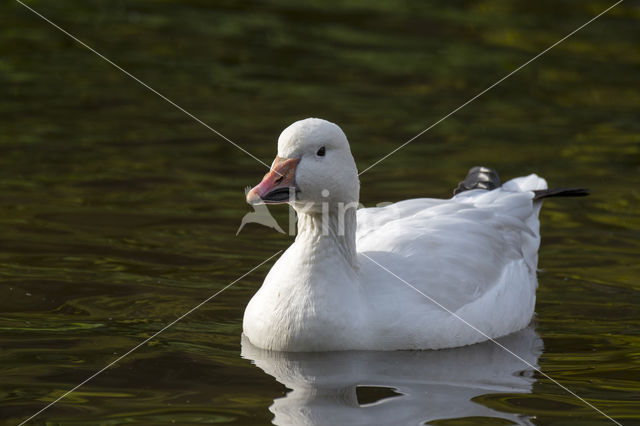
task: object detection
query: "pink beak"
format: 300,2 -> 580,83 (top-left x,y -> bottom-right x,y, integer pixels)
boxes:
246,157 -> 300,205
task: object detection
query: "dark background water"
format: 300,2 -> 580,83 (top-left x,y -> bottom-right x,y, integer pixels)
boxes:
1,0 -> 639,425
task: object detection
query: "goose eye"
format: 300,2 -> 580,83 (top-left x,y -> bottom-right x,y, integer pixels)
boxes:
316,146 -> 326,157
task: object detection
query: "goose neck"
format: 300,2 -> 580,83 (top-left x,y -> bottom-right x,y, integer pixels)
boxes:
296,206 -> 358,269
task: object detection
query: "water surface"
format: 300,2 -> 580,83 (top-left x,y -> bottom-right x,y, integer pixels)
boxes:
1,0 -> 639,425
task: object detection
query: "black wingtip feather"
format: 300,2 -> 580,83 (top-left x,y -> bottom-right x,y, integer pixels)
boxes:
532,188 -> 590,201
454,167 -> 590,201
454,166 -> 501,195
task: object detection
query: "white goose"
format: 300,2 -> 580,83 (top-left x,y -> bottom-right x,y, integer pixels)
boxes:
243,118 -> 585,351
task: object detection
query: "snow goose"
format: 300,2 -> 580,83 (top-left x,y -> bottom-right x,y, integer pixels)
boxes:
243,118 -> 586,351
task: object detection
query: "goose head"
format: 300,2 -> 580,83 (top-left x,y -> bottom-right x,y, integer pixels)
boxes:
247,118 -> 360,214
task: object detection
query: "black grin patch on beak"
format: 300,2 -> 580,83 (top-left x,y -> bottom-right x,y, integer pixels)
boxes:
263,187 -> 297,203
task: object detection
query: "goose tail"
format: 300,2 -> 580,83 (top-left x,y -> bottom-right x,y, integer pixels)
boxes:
454,167 -> 589,201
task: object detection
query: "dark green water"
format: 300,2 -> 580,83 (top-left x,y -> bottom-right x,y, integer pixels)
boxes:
1,0 -> 639,424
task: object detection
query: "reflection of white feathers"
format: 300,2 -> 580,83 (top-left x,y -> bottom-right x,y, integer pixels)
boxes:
242,326 -> 542,426
237,187 -> 285,235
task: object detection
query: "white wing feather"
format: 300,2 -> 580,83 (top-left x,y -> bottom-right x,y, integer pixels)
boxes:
354,174 -> 547,347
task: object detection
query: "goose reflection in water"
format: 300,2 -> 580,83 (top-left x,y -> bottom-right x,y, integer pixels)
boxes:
241,326 -> 542,426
